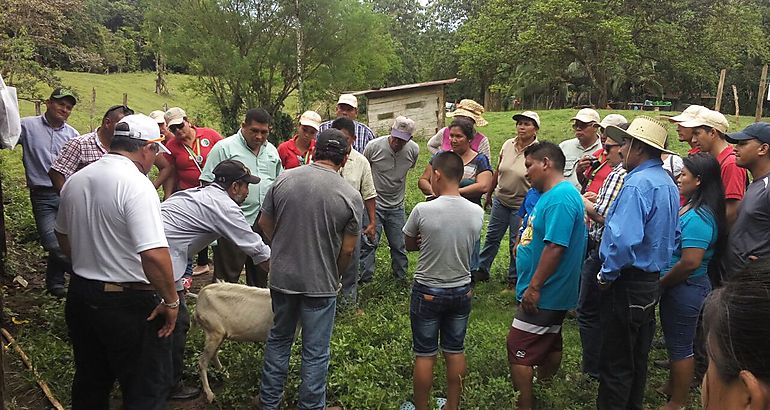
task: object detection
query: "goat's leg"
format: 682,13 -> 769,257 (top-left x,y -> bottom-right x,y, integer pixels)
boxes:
199,331 -> 225,403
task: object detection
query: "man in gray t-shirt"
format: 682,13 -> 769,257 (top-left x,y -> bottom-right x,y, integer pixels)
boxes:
361,116 -> 420,282
726,123 -> 770,275
257,129 -> 361,410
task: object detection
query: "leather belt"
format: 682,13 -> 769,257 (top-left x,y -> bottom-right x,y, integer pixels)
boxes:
103,282 -> 156,292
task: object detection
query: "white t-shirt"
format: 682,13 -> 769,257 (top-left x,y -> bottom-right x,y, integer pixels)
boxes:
55,154 -> 169,283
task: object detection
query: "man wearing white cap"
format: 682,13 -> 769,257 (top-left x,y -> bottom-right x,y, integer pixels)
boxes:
361,116 -> 419,282
559,108 -> 602,190
596,116 -> 679,410
667,104 -> 706,155
55,114 -> 178,409
277,110 -> 321,169
578,113 -> 628,195
318,93 -> 375,153
680,109 -> 746,226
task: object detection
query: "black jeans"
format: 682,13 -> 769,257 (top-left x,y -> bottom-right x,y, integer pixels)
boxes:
597,269 -> 659,410
577,243 -> 602,379
172,291 -> 190,386
65,275 -> 173,410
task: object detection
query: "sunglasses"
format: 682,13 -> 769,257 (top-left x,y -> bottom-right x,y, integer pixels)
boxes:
603,143 -> 622,151
169,123 -> 185,134
105,105 -> 134,117
572,121 -> 596,130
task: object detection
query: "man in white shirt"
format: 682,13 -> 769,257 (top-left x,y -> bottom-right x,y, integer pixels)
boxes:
55,114 -> 178,410
559,108 -> 602,190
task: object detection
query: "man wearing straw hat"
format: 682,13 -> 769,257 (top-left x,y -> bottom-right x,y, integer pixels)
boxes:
427,99 -> 491,160
596,116 -> 680,410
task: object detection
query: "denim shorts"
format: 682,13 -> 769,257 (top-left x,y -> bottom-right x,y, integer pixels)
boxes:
410,282 -> 473,356
660,275 -> 712,361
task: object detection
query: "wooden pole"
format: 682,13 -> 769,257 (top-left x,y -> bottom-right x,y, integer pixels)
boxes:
122,93 -> 128,107
715,69 -> 727,112
1,329 -> 63,410
34,101 -> 41,116
0,162 -> 6,410
89,88 -> 96,132
732,85 -> 740,127
757,64 -> 768,122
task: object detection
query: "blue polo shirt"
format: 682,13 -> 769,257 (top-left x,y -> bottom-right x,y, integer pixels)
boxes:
600,159 -> 680,281
515,181 -> 587,310
663,208 -> 717,279
19,115 -> 79,188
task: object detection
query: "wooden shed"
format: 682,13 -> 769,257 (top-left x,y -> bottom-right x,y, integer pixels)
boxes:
349,78 -> 458,138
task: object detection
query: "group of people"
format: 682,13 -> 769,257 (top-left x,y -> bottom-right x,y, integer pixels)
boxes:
15,87 -> 770,410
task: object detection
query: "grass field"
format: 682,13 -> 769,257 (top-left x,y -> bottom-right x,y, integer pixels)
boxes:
4,78 -> 748,408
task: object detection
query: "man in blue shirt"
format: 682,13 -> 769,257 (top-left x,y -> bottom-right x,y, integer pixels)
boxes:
19,88 -> 79,297
597,116 -> 680,410
508,142 -> 586,410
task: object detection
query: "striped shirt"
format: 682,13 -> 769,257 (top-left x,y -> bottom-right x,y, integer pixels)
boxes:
318,119 -> 375,153
590,163 -> 626,242
50,131 -> 108,180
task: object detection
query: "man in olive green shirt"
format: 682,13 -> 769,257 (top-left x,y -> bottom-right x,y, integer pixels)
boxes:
199,108 -> 283,286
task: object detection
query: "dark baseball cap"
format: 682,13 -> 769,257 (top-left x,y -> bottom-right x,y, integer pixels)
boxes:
726,122 -> 770,144
213,160 -> 261,185
315,129 -> 349,155
50,88 -> 77,105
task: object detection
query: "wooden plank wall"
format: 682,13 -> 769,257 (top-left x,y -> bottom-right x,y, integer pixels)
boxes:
365,87 -> 443,138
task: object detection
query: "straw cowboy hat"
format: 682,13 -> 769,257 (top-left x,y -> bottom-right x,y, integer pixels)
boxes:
605,115 -> 675,154
447,99 -> 488,127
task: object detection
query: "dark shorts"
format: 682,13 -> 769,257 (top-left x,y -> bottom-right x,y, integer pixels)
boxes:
410,282 -> 473,356
660,275 -> 711,361
506,308 -> 566,366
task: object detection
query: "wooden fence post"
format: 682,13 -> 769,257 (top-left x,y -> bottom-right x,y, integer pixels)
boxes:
122,93 -> 128,107
732,85 -> 740,127
89,88 -> 96,132
34,101 -> 41,116
756,64 -> 768,122
715,69 -> 726,112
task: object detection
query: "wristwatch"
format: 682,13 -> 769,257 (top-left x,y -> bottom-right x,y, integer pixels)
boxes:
596,272 -> 609,286
161,298 -> 181,309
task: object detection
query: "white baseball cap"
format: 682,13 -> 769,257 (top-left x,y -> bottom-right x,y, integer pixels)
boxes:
679,109 -> 729,134
164,107 -> 186,127
391,116 -> 416,141
337,94 -> 358,109
149,110 -> 166,125
667,105 -> 706,123
512,111 -> 541,128
299,110 -> 322,131
114,114 -> 171,154
571,108 -> 600,124
599,114 -> 628,129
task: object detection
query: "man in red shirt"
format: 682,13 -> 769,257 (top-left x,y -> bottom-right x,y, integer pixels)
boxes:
164,107 -> 224,275
579,114 -> 627,194
277,110 -> 321,169
681,109 -> 747,227
668,105 -> 706,155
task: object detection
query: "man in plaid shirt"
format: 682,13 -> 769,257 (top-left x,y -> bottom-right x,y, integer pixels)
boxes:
49,105 -> 134,191
318,94 -> 375,153
576,127 -> 628,379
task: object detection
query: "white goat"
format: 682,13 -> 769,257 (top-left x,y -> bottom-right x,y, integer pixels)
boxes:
193,283 -> 274,403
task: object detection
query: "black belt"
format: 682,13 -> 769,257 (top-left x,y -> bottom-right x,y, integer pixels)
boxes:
618,267 -> 659,282
29,186 -> 57,193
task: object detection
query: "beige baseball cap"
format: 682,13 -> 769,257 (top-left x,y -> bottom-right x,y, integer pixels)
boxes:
667,105 -> 706,123
679,109 -> 729,134
391,116 -> 416,141
337,94 -> 358,109
571,108 -> 600,124
512,111 -> 541,128
149,110 -> 166,125
164,107 -> 186,127
599,114 -> 628,129
299,110 -> 322,131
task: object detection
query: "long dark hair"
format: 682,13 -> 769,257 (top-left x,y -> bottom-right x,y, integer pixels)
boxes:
682,153 -> 727,284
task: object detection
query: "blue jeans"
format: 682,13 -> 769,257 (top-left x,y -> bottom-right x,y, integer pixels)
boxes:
478,197 -> 519,282
577,243 -> 602,378
260,291 -> 336,410
410,283 -> 472,356
360,205 -> 408,281
30,189 -> 71,290
340,233 -> 361,306
660,275 -> 711,361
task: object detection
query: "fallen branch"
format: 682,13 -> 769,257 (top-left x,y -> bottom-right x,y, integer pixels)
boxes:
1,328 -> 64,410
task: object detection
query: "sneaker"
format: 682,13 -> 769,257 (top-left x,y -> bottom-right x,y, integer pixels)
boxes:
168,382 -> 201,400
192,264 -> 211,276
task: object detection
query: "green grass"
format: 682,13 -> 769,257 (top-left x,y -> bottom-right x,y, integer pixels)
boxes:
18,71 -> 217,133
4,99 -> 730,408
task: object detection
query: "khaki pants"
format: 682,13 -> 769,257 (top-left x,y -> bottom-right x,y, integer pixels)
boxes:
213,220 -> 269,287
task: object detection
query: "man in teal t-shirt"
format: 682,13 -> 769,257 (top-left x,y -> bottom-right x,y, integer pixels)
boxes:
507,142 -> 587,410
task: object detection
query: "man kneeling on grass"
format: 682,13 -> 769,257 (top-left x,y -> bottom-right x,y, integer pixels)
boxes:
402,151 -> 484,410
508,142 -> 586,410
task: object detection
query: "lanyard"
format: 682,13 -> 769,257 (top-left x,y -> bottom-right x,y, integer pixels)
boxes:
182,138 -> 203,173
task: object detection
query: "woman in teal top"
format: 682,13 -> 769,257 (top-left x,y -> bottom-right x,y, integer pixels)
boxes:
659,153 -> 726,410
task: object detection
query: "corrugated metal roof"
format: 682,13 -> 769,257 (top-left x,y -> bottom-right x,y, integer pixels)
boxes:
347,78 -> 459,96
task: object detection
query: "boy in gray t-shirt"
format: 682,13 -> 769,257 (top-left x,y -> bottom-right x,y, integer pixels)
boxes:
402,151 -> 483,410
